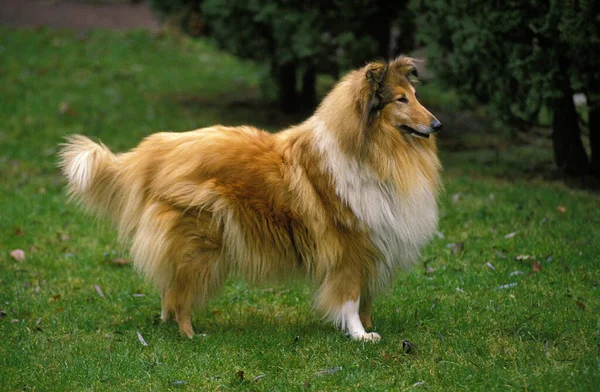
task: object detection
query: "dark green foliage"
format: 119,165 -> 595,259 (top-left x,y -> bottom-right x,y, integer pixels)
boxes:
151,0 -> 412,112
413,0 -> 600,180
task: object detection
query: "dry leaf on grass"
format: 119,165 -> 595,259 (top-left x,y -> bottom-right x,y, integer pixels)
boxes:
59,101 -> 76,116
94,285 -> 105,298
452,242 -> 464,254
107,258 -> 130,266
136,330 -> 148,346
402,340 -> 415,353
235,370 -> 244,381
557,205 -> 567,213
10,249 -> 25,262
515,255 -> 532,261
532,261 -> 542,272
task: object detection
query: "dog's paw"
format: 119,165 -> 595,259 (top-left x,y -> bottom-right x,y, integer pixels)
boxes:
350,332 -> 381,342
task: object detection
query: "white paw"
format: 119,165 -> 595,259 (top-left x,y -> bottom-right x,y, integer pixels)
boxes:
350,332 -> 381,342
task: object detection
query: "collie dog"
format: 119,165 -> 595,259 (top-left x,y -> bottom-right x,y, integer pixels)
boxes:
59,57 -> 442,341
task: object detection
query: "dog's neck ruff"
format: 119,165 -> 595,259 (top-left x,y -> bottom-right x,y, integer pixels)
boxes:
312,119 -> 438,288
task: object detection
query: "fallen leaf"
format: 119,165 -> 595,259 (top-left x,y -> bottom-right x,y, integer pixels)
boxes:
486,262 -> 496,272
452,242 -> 464,254
557,205 -> 567,213
59,232 -> 70,241
10,249 -> 25,262
576,300 -> 585,311
94,285 -> 105,298
235,370 -> 244,381
504,232 -> 518,239
136,331 -> 148,346
56,307 -> 65,312
402,340 -> 415,353
515,255 -> 532,261
108,258 -> 130,266
51,294 -> 61,301
59,101 -> 76,116
314,367 -> 342,376
14,227 -> 24,236
532,261 -> 542,272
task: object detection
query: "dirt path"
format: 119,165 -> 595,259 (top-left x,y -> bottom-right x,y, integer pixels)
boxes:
0,0 -> 162,31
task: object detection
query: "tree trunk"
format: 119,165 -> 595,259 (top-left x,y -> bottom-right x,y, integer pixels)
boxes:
300,66 -> 317,112
367,1 -> 394,59
589,103 -> 600,179
277,62 -> 297,113
551,82 -> 590,177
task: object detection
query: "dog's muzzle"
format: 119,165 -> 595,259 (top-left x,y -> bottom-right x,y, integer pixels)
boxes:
398,120 -> 442,139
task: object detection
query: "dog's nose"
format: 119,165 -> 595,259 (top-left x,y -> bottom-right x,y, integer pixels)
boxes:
431,119 -> 442,132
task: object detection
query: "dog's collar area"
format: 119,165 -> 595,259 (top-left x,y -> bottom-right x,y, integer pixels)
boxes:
397,125 -> 430,139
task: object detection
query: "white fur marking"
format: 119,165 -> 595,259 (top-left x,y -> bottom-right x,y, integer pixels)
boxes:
69,150 -> 94,193
337,298 -> 381,342
313,119 -> 438,289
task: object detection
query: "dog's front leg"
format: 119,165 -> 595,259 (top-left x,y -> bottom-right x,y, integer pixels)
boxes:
339,296 -> 381,342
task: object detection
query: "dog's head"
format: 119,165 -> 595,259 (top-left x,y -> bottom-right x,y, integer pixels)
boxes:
361,57 -> 442,139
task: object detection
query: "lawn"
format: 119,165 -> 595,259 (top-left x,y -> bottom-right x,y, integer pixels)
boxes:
1,28 -> 599,391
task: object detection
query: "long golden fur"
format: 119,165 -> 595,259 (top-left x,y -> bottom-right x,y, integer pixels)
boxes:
59,57 -> 442,341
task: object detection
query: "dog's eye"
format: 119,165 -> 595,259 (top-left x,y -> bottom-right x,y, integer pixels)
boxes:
397,96 -> 408,103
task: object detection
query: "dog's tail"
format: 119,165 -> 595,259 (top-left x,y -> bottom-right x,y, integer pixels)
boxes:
58,135 -> 128,226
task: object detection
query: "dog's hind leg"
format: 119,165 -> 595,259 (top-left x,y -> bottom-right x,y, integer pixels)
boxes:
171,250 -> 226,338
161,288 -> 176,322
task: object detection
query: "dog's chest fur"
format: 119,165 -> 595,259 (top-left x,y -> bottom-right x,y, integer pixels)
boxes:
313,121 -> 438,280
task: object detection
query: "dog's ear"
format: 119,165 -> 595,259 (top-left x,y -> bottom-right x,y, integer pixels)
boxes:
362,62 -> 388,128
392,56 -> 419,82
365,62 -> 388,92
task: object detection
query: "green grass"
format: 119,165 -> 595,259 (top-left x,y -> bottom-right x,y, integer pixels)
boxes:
1,28 -> 599,391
